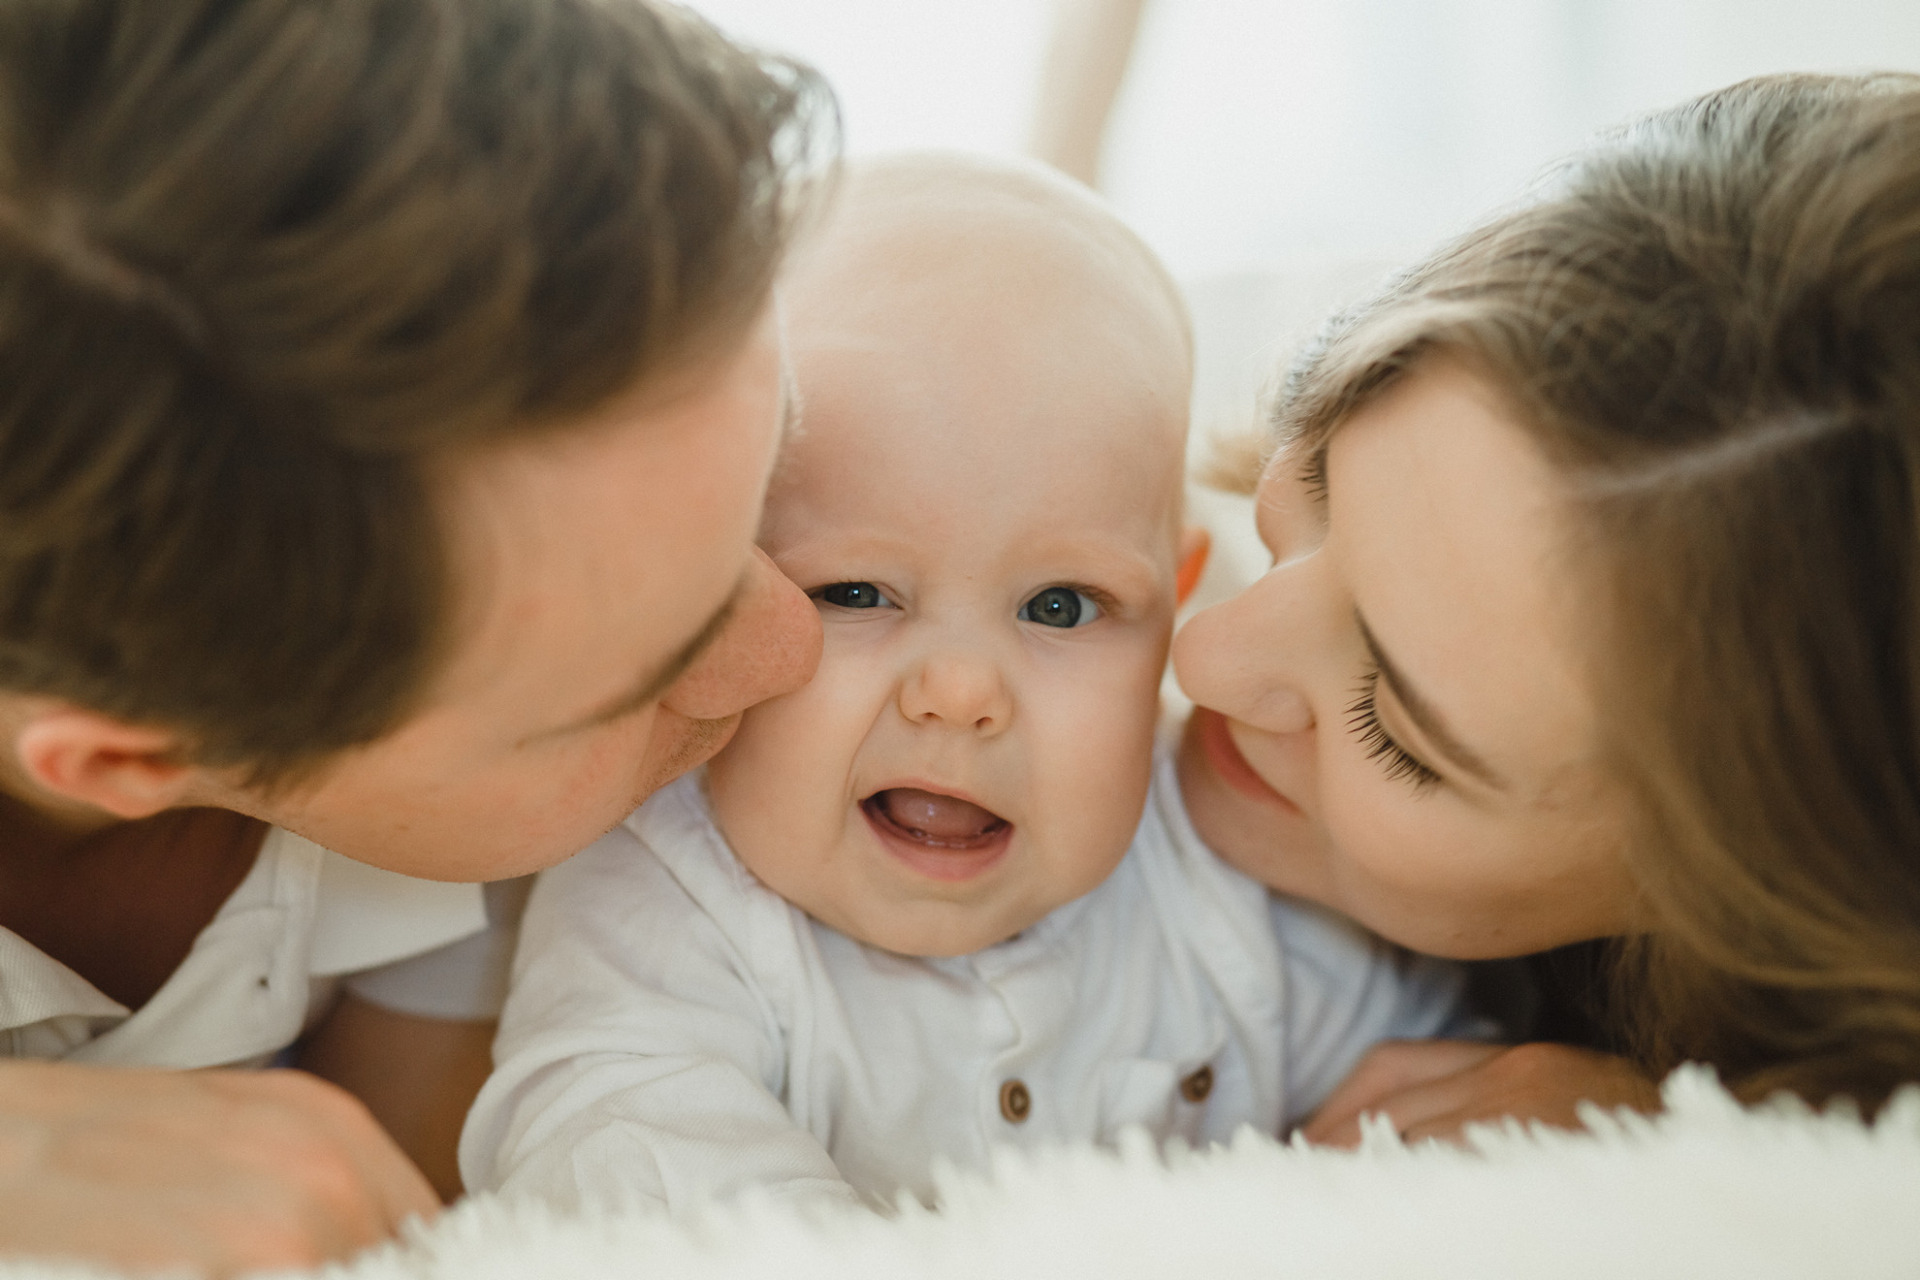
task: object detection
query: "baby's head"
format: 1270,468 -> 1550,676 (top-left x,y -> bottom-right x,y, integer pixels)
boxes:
706,152 -> 1199,957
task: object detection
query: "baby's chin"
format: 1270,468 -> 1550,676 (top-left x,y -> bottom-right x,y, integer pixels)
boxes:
794,875 -> 1041,957
822,865 -> 1127,959
837,909 -> 1036,960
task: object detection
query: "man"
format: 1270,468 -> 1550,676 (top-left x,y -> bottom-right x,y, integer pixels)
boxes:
0,0 -> 827,1271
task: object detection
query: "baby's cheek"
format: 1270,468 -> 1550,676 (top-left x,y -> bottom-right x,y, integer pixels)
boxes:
1027,674 -> 1158,862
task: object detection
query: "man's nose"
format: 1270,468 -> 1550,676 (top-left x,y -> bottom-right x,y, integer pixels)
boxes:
897,646 -> 1013,735
661,547 -> 822,721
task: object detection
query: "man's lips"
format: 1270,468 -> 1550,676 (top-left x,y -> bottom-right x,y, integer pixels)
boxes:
1192,707 -> 1301,815
861,785 -> 1012,882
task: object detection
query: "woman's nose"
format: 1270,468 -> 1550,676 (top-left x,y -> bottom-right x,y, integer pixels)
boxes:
1172,565 -> 1316,735
660,547 -> 823,722
898,647 -> 1013,735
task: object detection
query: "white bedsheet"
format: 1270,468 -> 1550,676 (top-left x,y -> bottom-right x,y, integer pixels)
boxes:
5,1067 -> 1902,1280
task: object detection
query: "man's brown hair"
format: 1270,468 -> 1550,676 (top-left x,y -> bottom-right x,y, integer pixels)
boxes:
1269,73 -> 1920,1112
0,0 -> 830,783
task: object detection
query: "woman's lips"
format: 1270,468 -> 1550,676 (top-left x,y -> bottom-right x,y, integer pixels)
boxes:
1192,707 -> 1301,816
861,788 -> 1012,883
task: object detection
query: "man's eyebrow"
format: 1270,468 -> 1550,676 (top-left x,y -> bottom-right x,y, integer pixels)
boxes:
1357,614 -> 1506,790
779,377 -> 801,448
534,581 -> 743,743
773,288 -> 802,444
774,342 -> 803,460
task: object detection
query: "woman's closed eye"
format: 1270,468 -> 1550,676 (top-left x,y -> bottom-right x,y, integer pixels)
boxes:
1346,667 -> 1442,791
1019,586 -> 1102,629
814,581 -> 893,610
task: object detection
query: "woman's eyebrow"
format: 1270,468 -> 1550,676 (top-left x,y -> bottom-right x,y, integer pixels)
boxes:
1357,613 -> 1507,790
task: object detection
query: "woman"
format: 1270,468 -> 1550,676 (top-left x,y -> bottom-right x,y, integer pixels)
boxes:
1173,72 -> 1920,1140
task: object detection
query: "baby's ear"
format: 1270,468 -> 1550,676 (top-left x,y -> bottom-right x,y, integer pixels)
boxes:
1175,526 -> 1211,607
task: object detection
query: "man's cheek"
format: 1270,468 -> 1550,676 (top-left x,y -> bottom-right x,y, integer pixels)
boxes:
646,710 -> 740,787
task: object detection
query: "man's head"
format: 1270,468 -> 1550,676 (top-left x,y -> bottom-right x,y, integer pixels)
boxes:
0,0 -> 830,876
705,153 -> 1203,956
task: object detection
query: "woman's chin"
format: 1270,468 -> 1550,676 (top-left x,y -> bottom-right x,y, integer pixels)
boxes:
1187,707 -> 1302,814
1175,711 -> 1320,896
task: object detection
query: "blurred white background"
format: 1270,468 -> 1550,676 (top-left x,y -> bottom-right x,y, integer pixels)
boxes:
686,0 -> 1920,607
688,0 -> 1920,281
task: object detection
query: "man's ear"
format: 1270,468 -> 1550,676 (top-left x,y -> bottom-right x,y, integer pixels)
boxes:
1175,526 -> 1212,607
11,707 -> 199,820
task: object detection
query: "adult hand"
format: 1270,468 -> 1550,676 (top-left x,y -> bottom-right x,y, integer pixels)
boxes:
0,1059 -> 440,1276
1299,1039 -> 1662,1147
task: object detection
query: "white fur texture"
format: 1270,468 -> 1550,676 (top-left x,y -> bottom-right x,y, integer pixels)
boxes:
6,1067 -> 1912,1280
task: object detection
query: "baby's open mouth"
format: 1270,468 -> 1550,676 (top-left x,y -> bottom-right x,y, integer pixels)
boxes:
861,788 -> 1010,849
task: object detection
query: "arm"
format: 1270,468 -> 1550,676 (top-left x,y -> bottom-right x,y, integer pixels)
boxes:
1298,1040 -> 1661,1146
297,875 -> 529,1201
1026,0 -> 1151,187
1270,895 -> 1492,1129
0,1058 -> 438,1276
295,994 -> 494,1202
459,827 -> 859,1215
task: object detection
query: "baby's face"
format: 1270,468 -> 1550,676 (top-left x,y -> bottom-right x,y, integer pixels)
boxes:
706,218 -> 1189,957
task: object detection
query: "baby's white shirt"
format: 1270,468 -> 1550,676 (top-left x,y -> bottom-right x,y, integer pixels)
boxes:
462,751 -> 1478,1214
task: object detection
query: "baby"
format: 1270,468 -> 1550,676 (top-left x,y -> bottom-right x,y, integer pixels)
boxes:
460,153 -> 1475,1214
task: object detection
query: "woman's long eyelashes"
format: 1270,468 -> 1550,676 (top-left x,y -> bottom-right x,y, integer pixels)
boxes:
1345,668 -> 1443,790
1299,447 -> 1329,503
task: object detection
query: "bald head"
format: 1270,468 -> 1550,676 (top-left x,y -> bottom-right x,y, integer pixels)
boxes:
788,152 -> 1188,360
778,151 -> 1192,539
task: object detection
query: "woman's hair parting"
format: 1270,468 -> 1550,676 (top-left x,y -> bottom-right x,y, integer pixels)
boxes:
0,0 -> 835,784
1276,72 -> 1920,1113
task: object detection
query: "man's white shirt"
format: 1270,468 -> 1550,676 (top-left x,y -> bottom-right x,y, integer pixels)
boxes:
0,826 -> 511,1066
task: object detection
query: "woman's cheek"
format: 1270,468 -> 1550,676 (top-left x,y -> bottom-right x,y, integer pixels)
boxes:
1314,753 -> 1447,905
1317,762 -> 1523,954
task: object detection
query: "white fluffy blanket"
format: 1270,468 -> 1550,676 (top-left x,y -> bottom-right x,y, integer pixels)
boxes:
9,1067 -> 1913,1280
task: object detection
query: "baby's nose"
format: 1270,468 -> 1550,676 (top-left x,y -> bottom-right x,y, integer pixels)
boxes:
898,649 -> 1012,734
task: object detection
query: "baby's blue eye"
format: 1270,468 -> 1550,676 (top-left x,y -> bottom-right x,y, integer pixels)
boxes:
817,581 -> 890,609
1020,587 -> 1101,629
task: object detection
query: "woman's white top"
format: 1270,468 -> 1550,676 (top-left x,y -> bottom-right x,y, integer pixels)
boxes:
463,752 -> 1479,1214
0,826 -> 510,1067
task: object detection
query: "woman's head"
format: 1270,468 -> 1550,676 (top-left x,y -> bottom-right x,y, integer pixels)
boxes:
1175,72 -> 1920,1108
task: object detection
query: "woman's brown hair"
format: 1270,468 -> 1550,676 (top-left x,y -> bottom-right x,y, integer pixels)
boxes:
1273,73 -> 1920,1112
0,0 -> 831,784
